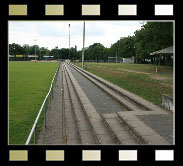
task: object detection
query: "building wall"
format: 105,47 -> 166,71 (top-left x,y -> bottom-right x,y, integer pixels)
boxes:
122,58 -> 134,64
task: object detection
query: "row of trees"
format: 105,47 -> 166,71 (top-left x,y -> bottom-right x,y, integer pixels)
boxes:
108,22 -> 173,63
9,22 -> 173,63
9,43 -> 79,60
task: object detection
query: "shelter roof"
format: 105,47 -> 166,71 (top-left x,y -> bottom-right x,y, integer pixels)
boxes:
150,46 -> 173,55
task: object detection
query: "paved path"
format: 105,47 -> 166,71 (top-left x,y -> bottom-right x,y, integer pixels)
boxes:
67,64 -> 124,114
137,114 -> 173,144
37,65 -> 64,144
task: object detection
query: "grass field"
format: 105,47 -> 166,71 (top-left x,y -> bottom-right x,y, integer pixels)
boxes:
75,62 -> 173,106
9,62 -> 58,144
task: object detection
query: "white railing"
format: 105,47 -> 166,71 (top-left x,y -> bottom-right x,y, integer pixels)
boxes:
25,63 -> 61,145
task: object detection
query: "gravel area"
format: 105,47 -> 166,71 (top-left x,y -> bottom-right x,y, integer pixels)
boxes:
136,114 -> 173,144
67,64 -> 123,114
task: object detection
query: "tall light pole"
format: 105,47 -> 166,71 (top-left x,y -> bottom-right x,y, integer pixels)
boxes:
34,39 -> 37,63
69,24 -> 70,60
82,21 -> 85,69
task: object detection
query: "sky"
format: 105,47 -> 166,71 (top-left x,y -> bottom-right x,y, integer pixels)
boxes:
9,21 -> 144,51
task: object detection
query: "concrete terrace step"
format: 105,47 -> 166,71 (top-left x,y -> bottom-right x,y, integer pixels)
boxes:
116,111 -> 170,145
63,67 -> 81,144
64,66 -> 97,144
64,64 -> 117,144
101,113 -> 142,145
70,64 -> 143,112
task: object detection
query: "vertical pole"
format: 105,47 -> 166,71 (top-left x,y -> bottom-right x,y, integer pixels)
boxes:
69,24 -> 70,60
82,21 -> 85,69
45,99 -> 47,112
50,89 -> 51,104
34,39 -> 37,63
44,104 -> 46,128
35,45 -> 36,62
52,86 -> 53,99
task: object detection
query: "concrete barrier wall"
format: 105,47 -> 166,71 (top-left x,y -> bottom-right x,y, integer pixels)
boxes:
162,94 -> 174,112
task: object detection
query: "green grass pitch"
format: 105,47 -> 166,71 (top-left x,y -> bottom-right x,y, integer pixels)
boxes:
9,62 -> 58,144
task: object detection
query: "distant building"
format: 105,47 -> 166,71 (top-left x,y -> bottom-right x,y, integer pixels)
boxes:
9,55 -> 15,58
122,57 -> 135,64
65,59 -> 71,63
9,55 -> 15,61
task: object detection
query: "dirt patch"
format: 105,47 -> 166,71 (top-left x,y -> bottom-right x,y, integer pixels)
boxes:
118,68 -> 172,80
91,65 -> 107,69
90,66 -> 127,79
118,68 -> 149,75
152,75 -> 172,80
117,68 -> 173,88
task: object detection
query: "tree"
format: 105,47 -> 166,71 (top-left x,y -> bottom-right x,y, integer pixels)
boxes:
109,36 -> 136,59
50,47 -> 61,59
39,47 -> 49,60
9,43 -> 24,55
134,22 -> 173,63
87,43 -> 105,61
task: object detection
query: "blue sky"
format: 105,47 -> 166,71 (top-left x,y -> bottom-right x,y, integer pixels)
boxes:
9,21 -> 144,50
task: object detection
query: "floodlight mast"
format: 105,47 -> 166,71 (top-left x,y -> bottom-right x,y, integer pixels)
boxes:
82,21 -> 85,69
34,39 -> 37,63
69,24 -> 70,60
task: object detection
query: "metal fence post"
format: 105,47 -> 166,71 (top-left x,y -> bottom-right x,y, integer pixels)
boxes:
44,104 -> 46,128
52,85 -> 54,99
50,89 -> 51,104
56,71 -> 58,82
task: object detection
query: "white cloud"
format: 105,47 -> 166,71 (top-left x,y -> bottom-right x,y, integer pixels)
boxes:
9,21 -> 143,50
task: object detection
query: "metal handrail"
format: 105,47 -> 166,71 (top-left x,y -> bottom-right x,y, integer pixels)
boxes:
25,63 -> 61,145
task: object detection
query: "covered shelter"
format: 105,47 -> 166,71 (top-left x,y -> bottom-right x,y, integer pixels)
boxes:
150,46 -> 174,71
